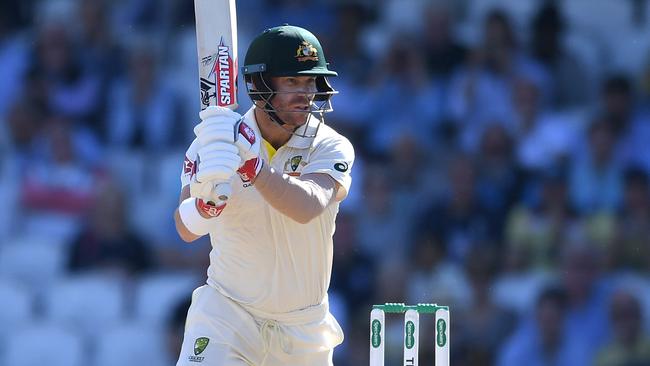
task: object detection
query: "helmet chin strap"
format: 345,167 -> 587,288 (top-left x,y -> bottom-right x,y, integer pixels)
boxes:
263,100 -> 287,127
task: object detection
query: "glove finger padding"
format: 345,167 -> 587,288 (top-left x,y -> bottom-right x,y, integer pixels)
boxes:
199,159 -> 240,175
196,165 -> 236,183
195,106 -> 243,145
195,123 -> 236,145
199,150 -> 242,166
199,105 -> 242,122
198,141 -> 239,158
196,145 -> 240,183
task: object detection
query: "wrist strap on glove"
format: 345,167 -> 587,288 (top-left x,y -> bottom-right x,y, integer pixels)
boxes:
178,197 -> 223,236
197,198 -> 226,217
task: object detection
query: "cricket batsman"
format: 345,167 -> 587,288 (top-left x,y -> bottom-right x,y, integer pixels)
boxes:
173,25 -> 354,365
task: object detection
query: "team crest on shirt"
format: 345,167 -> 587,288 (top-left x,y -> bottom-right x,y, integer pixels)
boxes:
284,155 -> 305,176
188,337 -> 209,362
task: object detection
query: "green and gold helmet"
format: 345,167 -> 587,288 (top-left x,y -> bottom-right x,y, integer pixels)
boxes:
242,25 -> 337,137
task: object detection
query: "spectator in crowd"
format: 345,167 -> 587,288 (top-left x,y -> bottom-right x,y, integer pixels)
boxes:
447,9 -> 550,145
422,1 -> 466,79
68,181 -> 154,276
529,2 -> 591,109
319,4 -> 374,145
261,0 -> 334,36
106,38 -> 180,151
596,289 -> 650,366
329,211 -> 370,365
599,75 -> 650,174
0,5 -> 29,120
499,170 -> 577,317
611,167 -> 650,271
512,78 -> 579,173
418,154 -> 496,264
366,35 -> 444,154
114,0 -> 171,32
31,20 -> 103,128
569,117 -> 623,214
475,123 -> 523,223
21,114 -> 104,219
498,285 -> 585,366
330,211 -> 376,315
455,246 -> 516,365
356,164 -> 414,262
389,131 -> 442,205
76,0 -> 125,127
641,53 -> 650,107
322,3 -> 372,80
561,241 -> 612,364
406,226 -> 471,309
4,100 -> 43,162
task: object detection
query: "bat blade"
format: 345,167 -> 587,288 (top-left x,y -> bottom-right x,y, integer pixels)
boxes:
193,0 -> 239,203
194,0 -> 238,110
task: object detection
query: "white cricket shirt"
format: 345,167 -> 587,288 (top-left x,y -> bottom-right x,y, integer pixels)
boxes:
181,107 -> 354,315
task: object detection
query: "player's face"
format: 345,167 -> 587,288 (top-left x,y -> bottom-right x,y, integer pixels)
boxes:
269,76 -> 317,131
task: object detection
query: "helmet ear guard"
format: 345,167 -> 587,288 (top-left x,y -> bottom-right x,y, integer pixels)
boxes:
314,76 -> 334,102
243,67 -> 273,102
244,68 -> 285,126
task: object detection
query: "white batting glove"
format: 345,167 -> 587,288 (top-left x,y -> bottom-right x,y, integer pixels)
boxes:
190,141 -> 240,201
194,106 -> 242,145
189,175 -> 232,204
195,141 -> 240,182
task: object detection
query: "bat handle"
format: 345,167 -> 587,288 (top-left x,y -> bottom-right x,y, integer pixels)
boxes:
209,181 -> 232,205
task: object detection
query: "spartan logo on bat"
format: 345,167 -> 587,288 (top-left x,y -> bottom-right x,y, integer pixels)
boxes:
205,38 -> 236,107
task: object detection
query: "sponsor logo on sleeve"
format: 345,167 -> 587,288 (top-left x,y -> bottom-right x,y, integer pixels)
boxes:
238,122 -> 256,144
334,162 -> 349,172
184,157 -> 197,178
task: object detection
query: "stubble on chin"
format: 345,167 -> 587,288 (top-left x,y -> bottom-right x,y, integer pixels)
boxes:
279,112 -> 309,128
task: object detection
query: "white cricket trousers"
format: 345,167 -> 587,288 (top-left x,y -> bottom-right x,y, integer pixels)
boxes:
175,285 -> 343,366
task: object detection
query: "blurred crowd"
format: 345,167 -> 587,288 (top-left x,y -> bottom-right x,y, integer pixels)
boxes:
2,0 -> 650,365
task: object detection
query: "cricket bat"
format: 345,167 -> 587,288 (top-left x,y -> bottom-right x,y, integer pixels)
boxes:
194,0 -> 239,203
